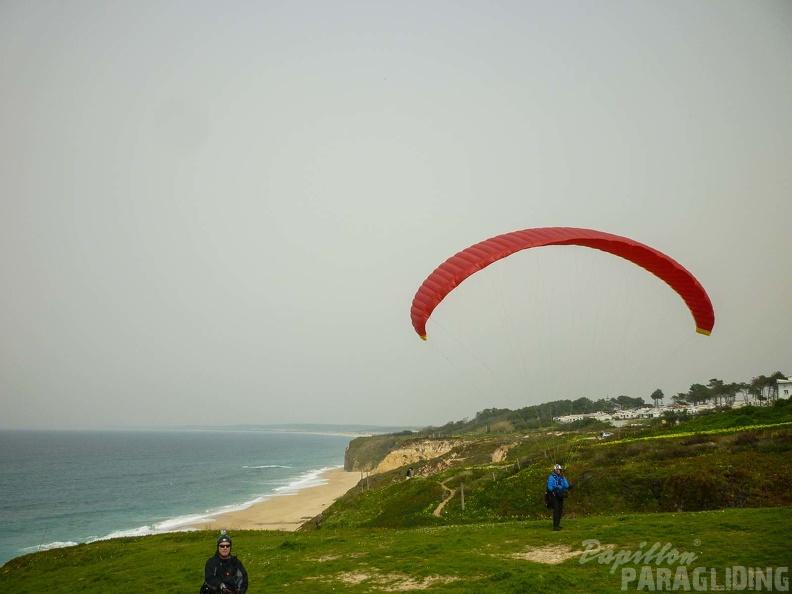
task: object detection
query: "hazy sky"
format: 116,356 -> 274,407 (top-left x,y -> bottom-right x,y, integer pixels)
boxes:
2,1 -> 790,430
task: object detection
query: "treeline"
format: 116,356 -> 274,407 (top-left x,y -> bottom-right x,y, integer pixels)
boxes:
500,394 -> 647,423
668,371 -> 788,407
422,370 -> 788,436
424,396 -> 642,435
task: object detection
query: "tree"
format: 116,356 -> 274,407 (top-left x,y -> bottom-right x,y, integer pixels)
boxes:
671,393 -> 688,406
688,383 -> 710,406
571,397 -> 594,414
750,375 -> 773,405
598,398 -> 618,413
708,378 -> 725,406
616,395 -> 647,409
723,382 -> 742,406
476,408 -> 510,422
651,389 -> 664,408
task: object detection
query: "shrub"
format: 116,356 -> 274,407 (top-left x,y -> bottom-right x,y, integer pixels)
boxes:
489,421 -> 514,434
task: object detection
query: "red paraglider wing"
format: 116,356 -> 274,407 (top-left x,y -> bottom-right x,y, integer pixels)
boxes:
410,227 -> 714,340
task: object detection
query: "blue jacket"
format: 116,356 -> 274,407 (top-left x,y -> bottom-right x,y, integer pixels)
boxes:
547,472 -> 570,494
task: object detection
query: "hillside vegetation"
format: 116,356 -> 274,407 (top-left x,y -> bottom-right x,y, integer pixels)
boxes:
333,400 -> 792,529
2,508 -> 789,592
2,401 -> 790,592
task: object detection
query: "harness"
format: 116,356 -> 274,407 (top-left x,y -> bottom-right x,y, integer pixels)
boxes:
205,555 -> 241,593
549,473 -> 568,496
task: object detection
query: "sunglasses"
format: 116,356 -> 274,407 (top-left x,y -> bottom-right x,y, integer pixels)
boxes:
218,544 -> 231,548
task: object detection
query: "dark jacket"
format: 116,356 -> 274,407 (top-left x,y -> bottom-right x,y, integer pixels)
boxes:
204,552 -> 248,593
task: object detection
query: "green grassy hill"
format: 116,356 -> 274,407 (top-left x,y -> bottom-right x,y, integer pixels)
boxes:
2,508 -> 790,592
330,401 -> 791,530
2,401 -> 790,592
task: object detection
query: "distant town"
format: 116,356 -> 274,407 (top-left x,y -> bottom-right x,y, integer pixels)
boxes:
555,374 -> 792,426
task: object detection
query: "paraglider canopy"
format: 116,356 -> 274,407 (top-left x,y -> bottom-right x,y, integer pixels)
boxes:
410,227 -> 714,340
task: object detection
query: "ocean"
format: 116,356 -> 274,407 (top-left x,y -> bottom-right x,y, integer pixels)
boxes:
0,429 -> 354,566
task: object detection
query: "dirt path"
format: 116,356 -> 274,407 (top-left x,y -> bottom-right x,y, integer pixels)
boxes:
432,479 -> 456,517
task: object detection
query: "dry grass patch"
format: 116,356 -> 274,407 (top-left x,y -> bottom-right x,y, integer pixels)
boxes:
315,570 -> 459,591
510,543 -> 612,564
378,574 -> 459,591
337,571 -> 372,585
314,552 -> 367,562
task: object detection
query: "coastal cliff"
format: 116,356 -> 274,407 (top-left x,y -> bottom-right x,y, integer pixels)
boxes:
345,435 -> 463,473
344,434 -> 518,475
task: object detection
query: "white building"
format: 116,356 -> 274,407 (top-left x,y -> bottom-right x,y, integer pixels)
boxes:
554,414 -> 584,424
553,412 -> 613,424
778,376 -> 792,399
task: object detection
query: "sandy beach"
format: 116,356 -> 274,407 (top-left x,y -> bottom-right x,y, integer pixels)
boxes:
192,468 -> 362,532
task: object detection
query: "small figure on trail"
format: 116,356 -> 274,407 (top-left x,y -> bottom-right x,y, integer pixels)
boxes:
406,467 -> 414,480
201,531 -> 248,594
547,464 -> 573,531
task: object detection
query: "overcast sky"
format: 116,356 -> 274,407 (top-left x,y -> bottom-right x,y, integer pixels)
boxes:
2,1 -> 790,430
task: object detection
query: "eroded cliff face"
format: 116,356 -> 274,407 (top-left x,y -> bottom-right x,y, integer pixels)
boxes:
344,435 -> 518,475
369,440 -> 462,474
491,444 -> 513,463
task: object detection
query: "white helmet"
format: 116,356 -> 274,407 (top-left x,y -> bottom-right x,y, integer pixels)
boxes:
554,464 -> 562,470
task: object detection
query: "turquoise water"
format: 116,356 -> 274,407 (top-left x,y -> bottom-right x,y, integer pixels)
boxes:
0,429 -> 352,566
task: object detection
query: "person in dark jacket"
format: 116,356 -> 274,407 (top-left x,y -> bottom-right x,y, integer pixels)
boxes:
202,533 -> 248,593
547,463 -> 573,531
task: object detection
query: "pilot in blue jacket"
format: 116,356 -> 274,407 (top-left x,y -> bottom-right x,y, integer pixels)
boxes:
547,464 -> 573,531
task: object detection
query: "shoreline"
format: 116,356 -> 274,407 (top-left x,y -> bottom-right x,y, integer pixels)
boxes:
190,468 -> 361,532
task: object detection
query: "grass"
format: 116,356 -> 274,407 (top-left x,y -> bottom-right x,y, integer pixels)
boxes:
326,422 -> 792,530
5,403 -> 790,592
2,508 -> 790,592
